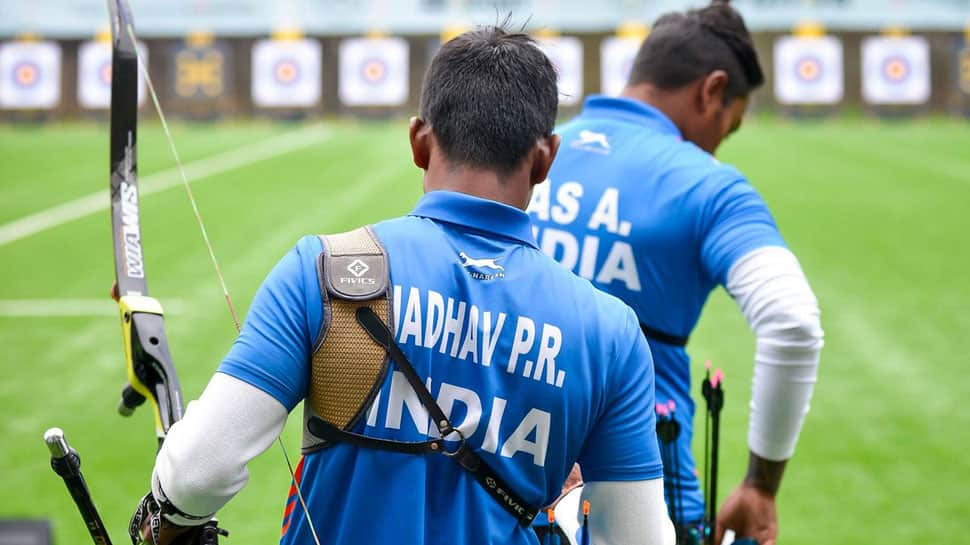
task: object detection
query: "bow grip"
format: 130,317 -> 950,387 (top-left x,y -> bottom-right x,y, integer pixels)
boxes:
117,295 -> 184,440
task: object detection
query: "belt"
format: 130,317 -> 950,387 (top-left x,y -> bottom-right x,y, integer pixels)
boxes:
640,322 -> 689,347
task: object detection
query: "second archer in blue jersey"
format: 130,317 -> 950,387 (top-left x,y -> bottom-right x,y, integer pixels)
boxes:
528,96 -> 786,524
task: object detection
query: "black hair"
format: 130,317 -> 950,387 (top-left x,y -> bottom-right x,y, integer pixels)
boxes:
628,1 -> 764,100
418,25 -> 558,174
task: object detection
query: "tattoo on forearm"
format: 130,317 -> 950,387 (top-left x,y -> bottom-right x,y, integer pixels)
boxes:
744,453 -> 788,496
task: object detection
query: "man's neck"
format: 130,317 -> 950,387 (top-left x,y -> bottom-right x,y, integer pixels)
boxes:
423,160 -> 532,211
620,83 -> 689,135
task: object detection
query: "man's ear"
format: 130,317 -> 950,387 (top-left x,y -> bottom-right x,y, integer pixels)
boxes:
529,134 -> 561,186
409,117 -> 431,170
699,70 -> 729,114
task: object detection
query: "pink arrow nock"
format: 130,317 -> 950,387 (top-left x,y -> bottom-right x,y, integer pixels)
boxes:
711,368 -> 724,388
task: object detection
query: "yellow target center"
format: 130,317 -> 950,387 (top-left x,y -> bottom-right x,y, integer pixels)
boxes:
15,65 -> 37,85
364,61 -> 385,81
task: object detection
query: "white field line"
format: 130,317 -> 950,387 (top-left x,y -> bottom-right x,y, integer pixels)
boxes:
0,298 -> 188,317
0,124 -> 332,248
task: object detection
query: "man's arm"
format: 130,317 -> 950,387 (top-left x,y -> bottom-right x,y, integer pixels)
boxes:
576,307 -> 673,544
582,480 -> 675,545
132,373 -> 289,544
131,240 -> 320,543
153,373 -> 288,522
717,245 -> 823,544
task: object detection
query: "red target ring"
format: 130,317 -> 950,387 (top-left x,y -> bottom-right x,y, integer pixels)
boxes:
882,55 -> 910,83
795,57 -> 822,83
361,58 -> 387,84
99,61 -> 112,85
13,62 -> 39,87
274,59 -> 300,85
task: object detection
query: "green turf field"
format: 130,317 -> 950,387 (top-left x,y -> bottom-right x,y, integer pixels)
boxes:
1,116 -> 967,544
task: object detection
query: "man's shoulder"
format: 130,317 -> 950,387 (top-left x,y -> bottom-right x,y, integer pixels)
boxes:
532,250 -> 641,337
666,141 -> 747,186
557,115 -> 748,189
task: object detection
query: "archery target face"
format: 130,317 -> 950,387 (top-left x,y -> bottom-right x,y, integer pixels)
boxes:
251,38 -> 322,108
600,37 -> 641,97
773,35 -> 844,105
862,36 -> 930,105
0,40 -> 61,109
77,40 -> 148,109
622,57 -> 634,79
360,58 -> 388,85
99,61 -> 112,85
273,59 -> 301,86
881,55 -> 910,84
536,36 -> 583,106
795,56 -> 823,83
338,37 -> 409,106
13,62 -> 40,88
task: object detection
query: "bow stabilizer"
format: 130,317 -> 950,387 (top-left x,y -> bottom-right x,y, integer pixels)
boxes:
108,0 -> 183,443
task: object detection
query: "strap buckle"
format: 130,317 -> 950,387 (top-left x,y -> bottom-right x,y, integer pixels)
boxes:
440,428 -> 481,472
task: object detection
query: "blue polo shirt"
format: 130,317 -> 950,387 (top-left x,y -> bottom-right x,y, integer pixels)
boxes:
527,96 -> 786,524
219,190 -> 663,545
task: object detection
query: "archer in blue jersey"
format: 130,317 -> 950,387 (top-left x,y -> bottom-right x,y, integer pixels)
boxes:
223,191 -> 663,544
132,26 -> 673,545
529,5 -> 823,545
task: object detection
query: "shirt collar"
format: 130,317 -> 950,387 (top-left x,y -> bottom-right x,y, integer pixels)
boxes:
409,190 -> 539,249
580,95 -> 682,137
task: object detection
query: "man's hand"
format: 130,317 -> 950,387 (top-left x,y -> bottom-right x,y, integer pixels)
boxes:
542,464 -> 584,511
714,452 -> 787,545
561,464 -> 584,496
714,482 -> 777,545
129,492 -> 203,545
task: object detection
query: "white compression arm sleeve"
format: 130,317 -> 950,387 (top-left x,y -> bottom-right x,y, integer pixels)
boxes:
152,372 -> 288,524
581,479 -> 675,545
725,246 -> 824,461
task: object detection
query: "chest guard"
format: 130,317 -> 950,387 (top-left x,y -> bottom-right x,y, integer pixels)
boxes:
301,226 -> 540,526
302,226 -> 393,453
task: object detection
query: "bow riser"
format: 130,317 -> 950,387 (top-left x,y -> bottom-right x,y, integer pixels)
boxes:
108,0 -> 184,443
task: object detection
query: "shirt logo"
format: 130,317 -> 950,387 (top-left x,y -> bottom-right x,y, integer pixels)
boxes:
572,130 -> 611,154
346,259 -> 370,278
459,252 -> 504,271
458,252 -> 505,280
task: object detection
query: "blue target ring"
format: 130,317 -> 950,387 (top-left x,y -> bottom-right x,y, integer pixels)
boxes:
794,56 -> 823,83
360,58 -> 387,85
12,61 -> 40,89
621,55 -> 635,79
273,59 -> 301,86
99,60 -> 112,86
881,55 -> 910,84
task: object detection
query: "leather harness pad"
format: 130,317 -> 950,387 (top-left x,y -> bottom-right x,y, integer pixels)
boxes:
303,226 -> 392,449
